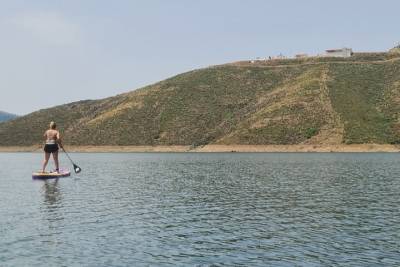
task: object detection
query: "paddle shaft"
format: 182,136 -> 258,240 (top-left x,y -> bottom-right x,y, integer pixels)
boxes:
62,147 -> 75,165
61,147 -> 81,173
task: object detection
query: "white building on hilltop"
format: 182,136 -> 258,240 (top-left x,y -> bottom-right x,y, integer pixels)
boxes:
325,47 -> 353,58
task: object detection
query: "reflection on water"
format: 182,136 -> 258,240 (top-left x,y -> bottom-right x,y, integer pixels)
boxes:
42,179 -> 62,207
40,179 -> 65,232
0,153 -> 400,266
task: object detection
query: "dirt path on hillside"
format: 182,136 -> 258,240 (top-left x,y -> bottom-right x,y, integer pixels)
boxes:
301,67 -> 344,145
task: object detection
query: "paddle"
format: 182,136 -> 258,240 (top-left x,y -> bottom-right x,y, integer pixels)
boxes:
61,147 -> 81,173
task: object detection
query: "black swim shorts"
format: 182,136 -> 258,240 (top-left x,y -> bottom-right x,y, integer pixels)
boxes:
44,144 -> 59,153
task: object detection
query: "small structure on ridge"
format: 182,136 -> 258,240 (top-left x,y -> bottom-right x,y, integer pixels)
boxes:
325,48 -> 353,58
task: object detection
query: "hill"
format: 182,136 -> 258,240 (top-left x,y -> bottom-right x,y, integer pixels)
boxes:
0,111 -> 17,122
1,52 -> 400,147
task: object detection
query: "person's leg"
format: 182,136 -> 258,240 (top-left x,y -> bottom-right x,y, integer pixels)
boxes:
42,152 -> 50,172
52,151 -> 59,172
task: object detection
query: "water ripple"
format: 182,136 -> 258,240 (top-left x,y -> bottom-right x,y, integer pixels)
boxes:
1,153 -> 400,266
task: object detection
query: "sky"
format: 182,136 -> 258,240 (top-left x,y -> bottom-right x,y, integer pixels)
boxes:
0,0 -> 399,115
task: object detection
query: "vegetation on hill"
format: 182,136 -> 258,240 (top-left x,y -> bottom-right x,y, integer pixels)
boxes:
1,52 -> 400,146
0,111 -> 17,122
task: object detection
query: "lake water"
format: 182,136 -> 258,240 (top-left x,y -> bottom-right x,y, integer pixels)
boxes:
0,153 -> 400,266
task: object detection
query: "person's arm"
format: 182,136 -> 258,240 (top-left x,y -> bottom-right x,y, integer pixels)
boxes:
56,131 -> 63,148
43,130 -> 47,140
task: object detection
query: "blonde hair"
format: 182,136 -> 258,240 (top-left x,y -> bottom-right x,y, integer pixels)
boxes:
49,121 -> 57,129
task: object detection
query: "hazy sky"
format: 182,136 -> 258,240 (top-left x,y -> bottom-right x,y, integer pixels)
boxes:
1,0 -> 399,115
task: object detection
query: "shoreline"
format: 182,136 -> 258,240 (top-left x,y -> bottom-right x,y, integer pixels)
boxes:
0,144 -> 400,153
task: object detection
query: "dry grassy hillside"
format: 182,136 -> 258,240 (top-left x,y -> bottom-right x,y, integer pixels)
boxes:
1,52 -> 400,146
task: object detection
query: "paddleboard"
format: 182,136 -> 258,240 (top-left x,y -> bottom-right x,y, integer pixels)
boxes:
32,169 -> 71,180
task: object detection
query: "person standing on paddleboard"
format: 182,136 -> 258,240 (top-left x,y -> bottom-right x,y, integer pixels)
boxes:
42,121 -> 63,173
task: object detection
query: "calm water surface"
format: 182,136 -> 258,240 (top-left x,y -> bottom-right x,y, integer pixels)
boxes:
0,153 -> 400,266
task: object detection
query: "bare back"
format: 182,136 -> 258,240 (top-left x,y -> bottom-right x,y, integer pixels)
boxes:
44,129 -> 60,143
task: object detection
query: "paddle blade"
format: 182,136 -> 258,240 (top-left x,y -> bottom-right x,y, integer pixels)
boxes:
73,164 -> 81,173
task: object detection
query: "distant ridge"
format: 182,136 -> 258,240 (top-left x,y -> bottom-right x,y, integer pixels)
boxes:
1,50 -> 400,147
0,111 -> 17,122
